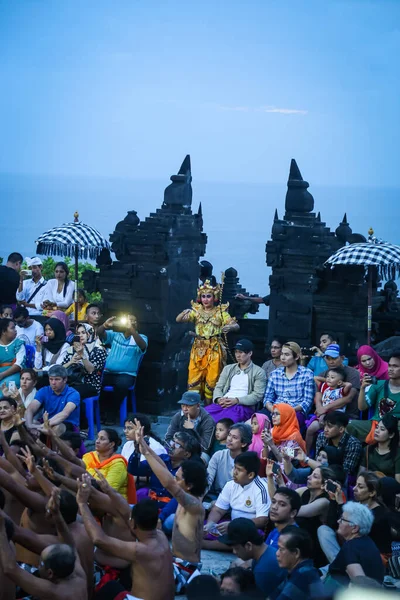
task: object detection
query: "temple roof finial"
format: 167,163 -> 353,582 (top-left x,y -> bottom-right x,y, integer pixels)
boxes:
288,159 -> 303,181
178,155 -> 191,175
285,159 -> 314,214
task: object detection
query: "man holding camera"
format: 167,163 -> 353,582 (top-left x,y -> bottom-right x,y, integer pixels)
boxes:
16,257 -> 47,316
98,315 -> 147,423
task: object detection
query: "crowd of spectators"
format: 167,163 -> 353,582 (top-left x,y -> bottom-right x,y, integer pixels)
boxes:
0,251 -> 400,599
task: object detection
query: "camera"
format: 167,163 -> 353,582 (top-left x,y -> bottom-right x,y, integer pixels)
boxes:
370,376 -> 377,385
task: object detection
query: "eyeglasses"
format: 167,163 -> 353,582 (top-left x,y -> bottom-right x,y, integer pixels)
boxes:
201,294 -> 213,299
171,439 -> 184,449
338,517 -> 354,525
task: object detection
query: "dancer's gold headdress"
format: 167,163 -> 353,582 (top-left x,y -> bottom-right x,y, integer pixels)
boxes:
196,279 -> 221,302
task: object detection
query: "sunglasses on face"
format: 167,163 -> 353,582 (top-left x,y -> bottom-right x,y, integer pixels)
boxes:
201,294 -> 213,299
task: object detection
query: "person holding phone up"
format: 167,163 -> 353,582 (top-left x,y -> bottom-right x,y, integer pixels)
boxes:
261,403 -> 306,463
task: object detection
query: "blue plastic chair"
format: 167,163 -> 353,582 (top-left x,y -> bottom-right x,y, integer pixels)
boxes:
83,396 -> 101,440
25,345 -> 35,369
102,355 -> 144,426
102,384 -> 137,427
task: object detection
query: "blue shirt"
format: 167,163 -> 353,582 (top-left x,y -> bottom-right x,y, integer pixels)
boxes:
308,355 -> 348,375
252,544 -> 286,595
266,524 -> 299,551
271,559 -> 324,600
34,385 -> 80,427
263,366 -> 315,414
104,330 -> 147,376
307,355 -> 328,376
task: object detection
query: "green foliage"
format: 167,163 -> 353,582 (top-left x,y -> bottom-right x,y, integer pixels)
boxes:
0,255 -> 104,304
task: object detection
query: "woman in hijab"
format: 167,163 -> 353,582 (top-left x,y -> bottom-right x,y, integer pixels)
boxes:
34,318 -> 69,374
249,412 -> 269,456
51,310 -> 74,343
62,323 -> 107,399
262,403 -> 306,462
357,345 -> 389,382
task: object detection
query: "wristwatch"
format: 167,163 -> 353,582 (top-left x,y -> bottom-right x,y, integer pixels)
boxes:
304,456 -> 309,464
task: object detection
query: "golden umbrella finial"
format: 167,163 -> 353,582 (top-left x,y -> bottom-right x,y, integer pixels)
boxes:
368,227 -> 374,236
74,211 -> 79,222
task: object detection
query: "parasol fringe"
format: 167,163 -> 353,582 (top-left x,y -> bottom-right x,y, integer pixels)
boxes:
36,242 -> 103,261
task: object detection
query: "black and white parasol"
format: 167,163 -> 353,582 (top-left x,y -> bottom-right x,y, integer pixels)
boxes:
325,229 -> 400,343
36,212 -> 110,322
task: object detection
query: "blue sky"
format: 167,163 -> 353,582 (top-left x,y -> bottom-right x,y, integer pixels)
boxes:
0,0 -> 399,306
1,0 -> 399,187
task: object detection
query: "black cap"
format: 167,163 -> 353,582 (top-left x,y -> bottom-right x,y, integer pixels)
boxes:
233,339 -> 254,353
218,518 -> 263,546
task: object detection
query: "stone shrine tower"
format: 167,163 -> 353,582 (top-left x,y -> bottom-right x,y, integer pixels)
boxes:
266,159 -> 369,354
97,156 -> 207,412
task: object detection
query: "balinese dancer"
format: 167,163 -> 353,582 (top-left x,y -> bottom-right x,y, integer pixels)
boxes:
176,279 -> 239,404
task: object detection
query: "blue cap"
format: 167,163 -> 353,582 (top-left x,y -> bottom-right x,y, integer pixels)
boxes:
177,391 -> 201,406
324,344 -> 341,358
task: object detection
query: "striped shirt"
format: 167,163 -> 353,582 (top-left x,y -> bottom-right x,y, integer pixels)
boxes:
216,476 -> 271,521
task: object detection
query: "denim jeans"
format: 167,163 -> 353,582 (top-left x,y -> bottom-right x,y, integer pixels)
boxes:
317,525 -> 340,564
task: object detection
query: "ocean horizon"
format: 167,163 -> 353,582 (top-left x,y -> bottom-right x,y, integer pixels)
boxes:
1,171 -> 399,319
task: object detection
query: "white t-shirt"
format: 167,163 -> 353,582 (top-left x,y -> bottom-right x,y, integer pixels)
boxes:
19,387 -> 37,408
227,371 -> 249,399
40,279 -> 74,310
16,321 -> 44,346
34,343 -> 70,371
121,436 -> 167,461
215,476 -> 271,521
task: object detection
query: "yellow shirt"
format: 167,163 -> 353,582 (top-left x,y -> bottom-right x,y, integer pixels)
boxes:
65,302 -> 89,321
82,452 -> 128,499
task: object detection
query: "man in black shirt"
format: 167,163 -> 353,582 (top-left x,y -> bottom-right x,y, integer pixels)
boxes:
0,252 -> 23,306
327,501 -> 384,587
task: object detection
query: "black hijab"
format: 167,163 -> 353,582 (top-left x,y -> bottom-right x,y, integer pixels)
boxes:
43,317 -> 67,354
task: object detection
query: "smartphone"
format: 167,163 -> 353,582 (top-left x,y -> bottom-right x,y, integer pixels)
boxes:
272,462 -> 281,475
8,381 -> 17,393
164,440 -> 174,454
263,419 -> 271,432
326,480 -> 337,494
286,447 -> 296,458
395,494 -> 400,511
41,335 -> 49,343
73,335 -> 81,344
208,523 -> 221,537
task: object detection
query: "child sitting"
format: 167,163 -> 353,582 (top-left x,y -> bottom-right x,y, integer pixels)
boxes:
65,288 -> 89,321
210,417 -> 234,455
249,413 -> 270,456
306,367 -> 352,454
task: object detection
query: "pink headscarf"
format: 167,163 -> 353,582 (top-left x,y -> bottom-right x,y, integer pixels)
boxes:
248,413 -> 269,456
357,345 -> 389,380
51,310 -> 73,337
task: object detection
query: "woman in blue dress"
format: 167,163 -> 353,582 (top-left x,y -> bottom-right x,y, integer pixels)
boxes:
0,318 -> 26,398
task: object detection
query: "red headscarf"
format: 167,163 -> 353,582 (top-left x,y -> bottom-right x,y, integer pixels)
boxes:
271,403 -> 306,452
357,345 -> 389,380
248,413 -> 269,456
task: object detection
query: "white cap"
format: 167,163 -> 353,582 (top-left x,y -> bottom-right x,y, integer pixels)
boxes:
25,257 -> 43,267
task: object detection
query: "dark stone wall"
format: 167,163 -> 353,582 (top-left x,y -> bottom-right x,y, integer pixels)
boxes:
97,156 -> 207,412
266,159 -> 371,353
